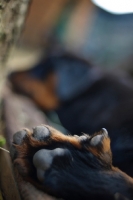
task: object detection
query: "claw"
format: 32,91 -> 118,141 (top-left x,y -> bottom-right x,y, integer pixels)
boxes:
102,128 -> 108,137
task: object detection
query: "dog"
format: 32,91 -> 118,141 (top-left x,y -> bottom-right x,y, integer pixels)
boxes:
9,52 -> 133,178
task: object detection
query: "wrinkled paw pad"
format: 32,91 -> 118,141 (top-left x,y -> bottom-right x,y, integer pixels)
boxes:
13,130 -> 27,145
33,148 -> 71,183
32,126 -> 50,141
10,130 -> 27,159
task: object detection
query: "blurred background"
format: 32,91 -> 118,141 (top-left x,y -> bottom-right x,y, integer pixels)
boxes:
1,1 -> 133,198
3,0 -> 133,135
7,0 -> 133,72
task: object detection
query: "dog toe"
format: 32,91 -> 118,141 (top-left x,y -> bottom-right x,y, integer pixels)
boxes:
13,130 -> 27,145
32,125 -> 50,141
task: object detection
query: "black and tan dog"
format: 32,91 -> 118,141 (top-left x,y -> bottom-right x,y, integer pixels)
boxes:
9,53 -> 133,179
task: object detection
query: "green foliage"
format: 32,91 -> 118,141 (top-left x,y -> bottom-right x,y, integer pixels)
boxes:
0,135 -> 6,147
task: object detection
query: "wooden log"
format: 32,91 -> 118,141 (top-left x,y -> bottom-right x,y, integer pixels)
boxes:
0,86 -> 58,200
0,149 -> 21,200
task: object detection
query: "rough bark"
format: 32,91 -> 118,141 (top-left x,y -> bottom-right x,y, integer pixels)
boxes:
0,0 -> 31,62
0,0 -> 31,98
1,86 -> 58,200
0,1 -> 31,198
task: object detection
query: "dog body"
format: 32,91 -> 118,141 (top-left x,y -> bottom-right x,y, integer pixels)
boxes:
9,53 -> 133,177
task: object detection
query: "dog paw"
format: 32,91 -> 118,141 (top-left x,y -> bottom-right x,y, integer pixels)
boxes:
10,125 -> 112,199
